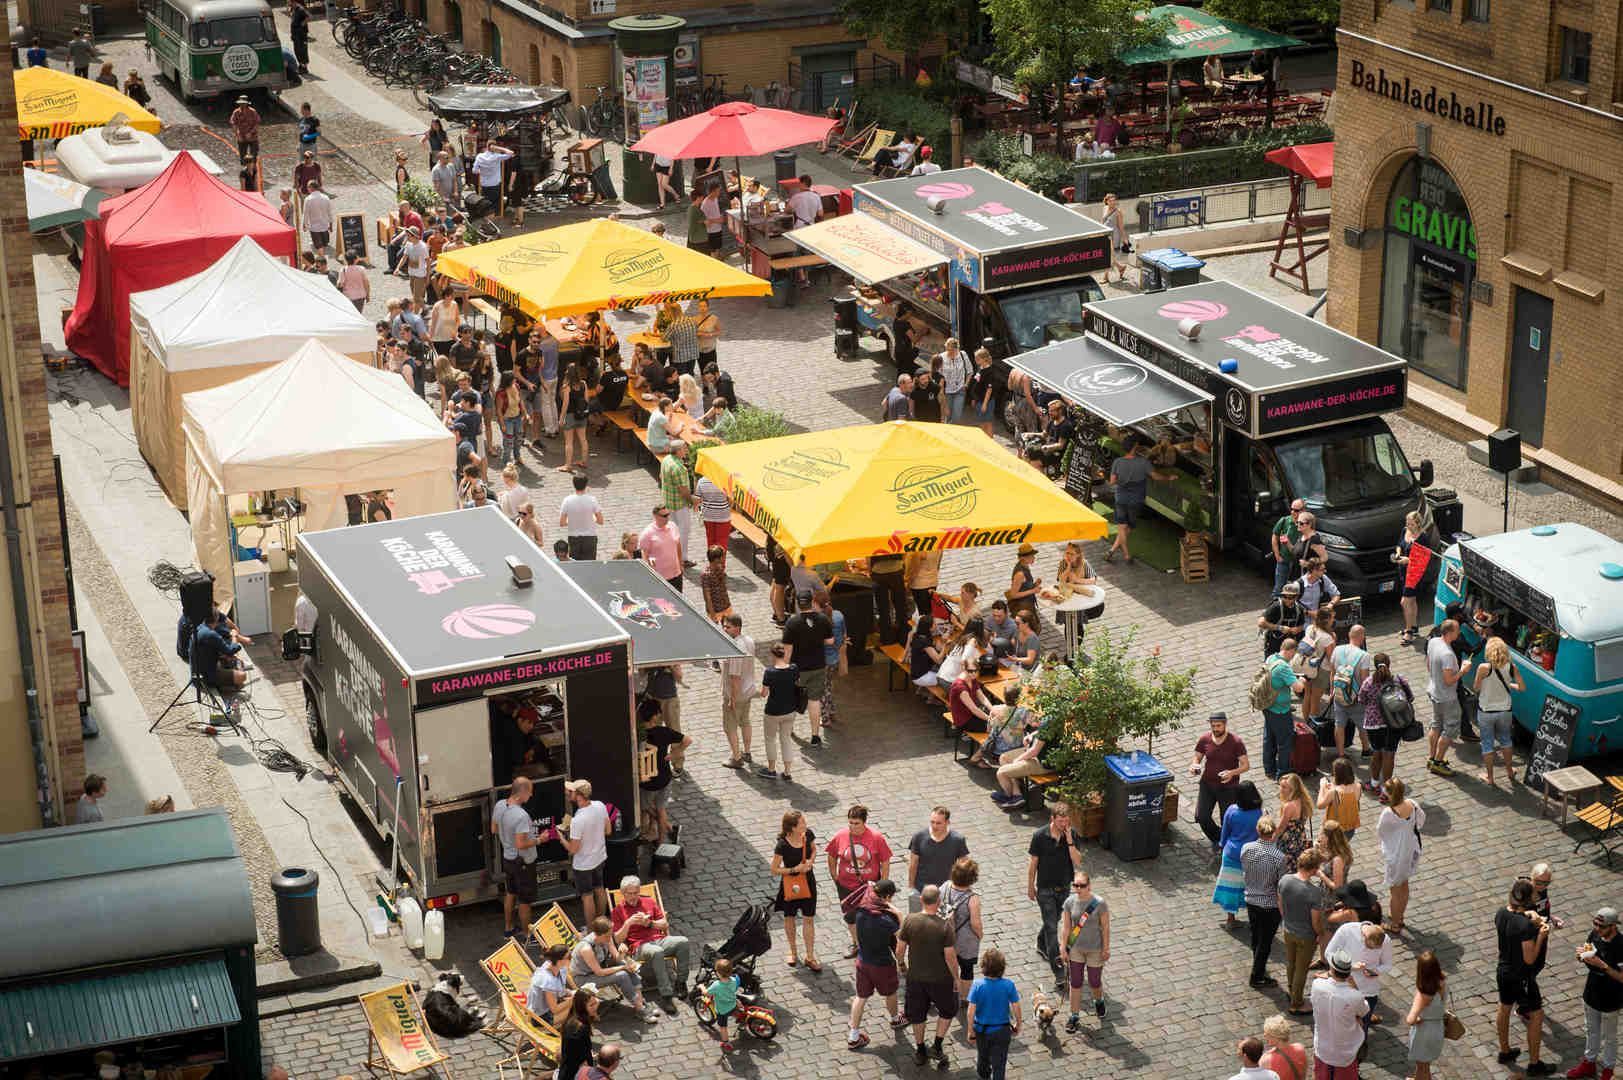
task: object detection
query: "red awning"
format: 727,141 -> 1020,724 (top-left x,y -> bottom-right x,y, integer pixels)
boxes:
1264,142 -> 1335,189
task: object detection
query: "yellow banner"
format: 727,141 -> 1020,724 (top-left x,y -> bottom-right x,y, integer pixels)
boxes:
360,984 -> 447,1075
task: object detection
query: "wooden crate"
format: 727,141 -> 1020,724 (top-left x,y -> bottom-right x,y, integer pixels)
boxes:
1179,533 -> 1210,583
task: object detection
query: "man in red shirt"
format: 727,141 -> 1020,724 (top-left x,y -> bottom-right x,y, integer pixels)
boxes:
609,875 -> 691,1012
397,200 -> 425,234
292,150 -> 323,197
826,804 -> 894,957
1186,712 -> 1250,852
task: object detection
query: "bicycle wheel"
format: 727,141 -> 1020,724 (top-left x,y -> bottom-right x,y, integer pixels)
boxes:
567,175 -> 598,206
691,995 -> 717,1027
580,104 -> 600,137
744,1011 -> 777,1041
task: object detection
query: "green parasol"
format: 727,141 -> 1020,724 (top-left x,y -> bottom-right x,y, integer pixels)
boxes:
1118,5 -> 1304,65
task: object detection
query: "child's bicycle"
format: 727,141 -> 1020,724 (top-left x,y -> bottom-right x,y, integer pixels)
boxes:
691,987 -> 779,1041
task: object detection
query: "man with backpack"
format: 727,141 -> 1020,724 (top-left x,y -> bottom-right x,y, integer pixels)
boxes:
1258,581 -> 1307,659
1255,638 -> 1307,781
1329,625 -> 1373,763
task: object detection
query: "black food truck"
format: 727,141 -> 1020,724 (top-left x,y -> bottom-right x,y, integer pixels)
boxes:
790,166 -> 1114,366
295,505 -> 742,908
1007,280 -> 1462,598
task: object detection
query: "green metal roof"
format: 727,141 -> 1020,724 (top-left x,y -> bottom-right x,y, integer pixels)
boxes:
0,954 -> 240,1063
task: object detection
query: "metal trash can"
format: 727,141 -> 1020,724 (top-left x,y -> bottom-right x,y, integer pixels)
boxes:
1100,752 -> 1172,861
832,295 -> 859,357
767,272 -> 796,309
774,150 -> 798,183
271,867 -> 322,956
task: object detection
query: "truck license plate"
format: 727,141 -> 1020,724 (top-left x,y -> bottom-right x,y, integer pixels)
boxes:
1378,579 -> 1396,593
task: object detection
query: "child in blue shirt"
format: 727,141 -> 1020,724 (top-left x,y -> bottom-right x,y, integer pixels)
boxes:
966,948 -> 1022,1080
706,957 -> 741,1052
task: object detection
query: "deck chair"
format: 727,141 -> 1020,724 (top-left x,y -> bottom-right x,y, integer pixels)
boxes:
853,128 -> 896,171
832,119 -> 877,159
1575,790 -> 1623,866
608,880 -> 664,912
359,983 -> 454,1079
528,902 -> 581,955
496,994 -> 560,1077
480,939 -> 536,1048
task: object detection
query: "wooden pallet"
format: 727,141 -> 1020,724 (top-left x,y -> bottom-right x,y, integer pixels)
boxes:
1179,533 -> 1210,583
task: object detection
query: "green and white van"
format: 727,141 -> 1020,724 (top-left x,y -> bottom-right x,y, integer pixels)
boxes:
145,0 -> 287,101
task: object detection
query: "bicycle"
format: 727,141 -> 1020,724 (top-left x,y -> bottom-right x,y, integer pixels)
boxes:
691,987 -> 778,1042
580,84 -> 624,137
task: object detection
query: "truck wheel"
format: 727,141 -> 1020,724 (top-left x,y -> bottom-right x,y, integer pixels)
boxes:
304,691 -> 327,754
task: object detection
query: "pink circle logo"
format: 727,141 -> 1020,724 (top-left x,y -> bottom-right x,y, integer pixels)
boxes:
1156,299 -> 1229,322
915,181 -> 974,202
441,603 -> 537,639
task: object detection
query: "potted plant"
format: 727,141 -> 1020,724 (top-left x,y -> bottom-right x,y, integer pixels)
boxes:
1027,627 -> 1196,836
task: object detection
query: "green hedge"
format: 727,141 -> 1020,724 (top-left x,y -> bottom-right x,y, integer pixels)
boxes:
856,84 -> 952,157
1074,122 -> 1332,201
966,131 -> 1074,200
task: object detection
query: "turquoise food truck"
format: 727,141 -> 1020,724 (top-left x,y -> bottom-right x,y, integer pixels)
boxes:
1433,523 -> 1623,759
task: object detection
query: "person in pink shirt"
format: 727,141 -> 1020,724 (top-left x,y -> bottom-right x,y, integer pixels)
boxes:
638,505 -> 683,589
826,804 -> 894,958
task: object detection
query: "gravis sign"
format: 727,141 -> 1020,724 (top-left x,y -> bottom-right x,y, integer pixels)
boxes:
1390,196 -> 1477,261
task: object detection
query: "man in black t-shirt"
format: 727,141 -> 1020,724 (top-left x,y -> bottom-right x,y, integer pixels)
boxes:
1027,400 -> 1074,471
1495,879 -> 1552,1073
1576,906 -> 1623,1078
782,590 -> 834,746
592,354 -> 630,431
1027,806 -> 1083,979
638,706 -> 689,845
1257,581 -> 1307,659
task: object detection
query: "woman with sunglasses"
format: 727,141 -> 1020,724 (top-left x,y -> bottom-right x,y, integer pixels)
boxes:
1058,874 -> 1110,1030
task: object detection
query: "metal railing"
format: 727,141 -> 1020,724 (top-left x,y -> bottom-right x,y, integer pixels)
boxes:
1136,175 -> 1332,233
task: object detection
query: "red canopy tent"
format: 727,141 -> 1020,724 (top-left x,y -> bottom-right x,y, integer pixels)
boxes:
65,153 -> 297,386
1263,141 -> 1333,293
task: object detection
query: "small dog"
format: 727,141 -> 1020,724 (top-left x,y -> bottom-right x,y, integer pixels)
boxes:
1030,986 -> 1059,1039
422,971 -> 488,1039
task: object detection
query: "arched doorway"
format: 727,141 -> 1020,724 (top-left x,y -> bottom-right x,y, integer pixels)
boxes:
551,55 -> 565,88
1378,156 -> 1475,388
488,23 -> 502,66
445,0 -> 461,41
528,44 -> 541,85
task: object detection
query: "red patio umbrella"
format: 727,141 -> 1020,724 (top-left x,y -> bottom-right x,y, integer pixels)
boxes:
628,100 -> 837,159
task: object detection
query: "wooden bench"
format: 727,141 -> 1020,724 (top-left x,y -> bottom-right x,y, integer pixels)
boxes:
955,729 -> 989,764
726,511 -> 769,574
468,296 -> 501,327
769,253 -> 834,288
879,643 -> 909,691
1021,770 -> 1060,808
632,426 -> 668,467
600,407 -> 639,451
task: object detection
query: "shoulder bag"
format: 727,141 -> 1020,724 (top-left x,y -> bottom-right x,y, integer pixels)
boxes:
781,841 -> 811,900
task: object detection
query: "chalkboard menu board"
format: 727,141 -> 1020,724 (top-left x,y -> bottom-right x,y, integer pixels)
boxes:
338,212 -> 367,261
1063,437 -> 1100,504
1524,694 -> 1581,790
1461,546 -> 1558,630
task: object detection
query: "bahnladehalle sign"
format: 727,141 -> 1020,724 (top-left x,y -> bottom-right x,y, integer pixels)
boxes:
1347,60 -> 1507,136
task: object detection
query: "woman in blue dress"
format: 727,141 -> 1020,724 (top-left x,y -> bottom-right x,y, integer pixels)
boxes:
1212,780 -> 1263,925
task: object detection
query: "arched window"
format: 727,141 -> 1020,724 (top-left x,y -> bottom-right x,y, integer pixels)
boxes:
551,55 -> 565,88
445,0 -> 462,41
1378,156 -> 1475,388
528,44 -> 540,85
488,23 -> 502,66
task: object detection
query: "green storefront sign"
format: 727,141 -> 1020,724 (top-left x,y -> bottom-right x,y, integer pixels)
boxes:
1390,196 -> 1476,261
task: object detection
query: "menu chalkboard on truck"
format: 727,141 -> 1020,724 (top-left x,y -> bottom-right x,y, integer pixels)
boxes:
1063,438 -> 1098,505
1523,694 -> 1581,791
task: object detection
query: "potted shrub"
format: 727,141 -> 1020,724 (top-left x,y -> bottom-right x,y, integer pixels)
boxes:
1028,627 -> 1196,836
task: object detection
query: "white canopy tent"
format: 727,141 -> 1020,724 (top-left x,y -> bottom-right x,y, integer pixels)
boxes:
131,236 -> 377,508
182,339 -> 456,611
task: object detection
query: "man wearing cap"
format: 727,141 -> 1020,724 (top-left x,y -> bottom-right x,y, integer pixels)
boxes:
1258,580 -> 1308,660
1573,907 -> 1623,1080
1310,950 -> 1370,1078
229,96 -> 260,163
782,588 -> 834,746
400,226 -> 431,305
302,181 -> 334,255
561,778 -> 611,925
491,776 -> 540,940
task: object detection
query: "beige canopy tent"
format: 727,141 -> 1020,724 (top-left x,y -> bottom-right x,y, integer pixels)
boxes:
131,237 -> 376,508
182,339 -> 456,611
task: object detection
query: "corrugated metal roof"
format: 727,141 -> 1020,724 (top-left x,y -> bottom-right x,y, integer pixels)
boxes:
0,954 -> 240,1062
0,810 -> 256,980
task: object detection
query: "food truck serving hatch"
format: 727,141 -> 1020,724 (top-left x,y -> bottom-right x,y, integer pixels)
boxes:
1083,281 -> 1409,439
1005,333 -> 1212,427
789,212 -> 948,286
848,167 -> 1114,292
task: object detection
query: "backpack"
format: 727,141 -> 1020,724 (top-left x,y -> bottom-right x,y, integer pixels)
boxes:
1332,650 -> 1361,707
1249,659 -> 1283,712
1378,680 -> 1413,727
938,886 -> 968,935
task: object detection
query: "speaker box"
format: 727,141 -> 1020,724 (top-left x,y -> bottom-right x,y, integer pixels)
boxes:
179,571 -> 216,624
1487,428 -> 1521,474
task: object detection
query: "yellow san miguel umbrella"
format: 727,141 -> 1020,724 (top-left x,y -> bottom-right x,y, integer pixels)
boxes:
434,218 -> 772,318
695,421 -> 1108,564
14,67 -> 162,141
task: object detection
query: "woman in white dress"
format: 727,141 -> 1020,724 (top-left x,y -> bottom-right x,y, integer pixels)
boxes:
1377,776 -> 1426,935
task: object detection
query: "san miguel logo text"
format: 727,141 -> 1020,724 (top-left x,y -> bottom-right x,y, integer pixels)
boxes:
891,465 -> 979,521
880,524 -> 1035,554
602,246 -> 672,288
762,448 -> 847,491
725,476 -> 783,537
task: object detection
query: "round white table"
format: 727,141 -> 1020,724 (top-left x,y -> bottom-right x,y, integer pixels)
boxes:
1052,586 -> 1105,660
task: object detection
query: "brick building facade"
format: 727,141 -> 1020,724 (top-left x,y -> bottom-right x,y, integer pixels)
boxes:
410,0 -> 905,120
0,26 -> 85,832
1328,0 -> 1623,495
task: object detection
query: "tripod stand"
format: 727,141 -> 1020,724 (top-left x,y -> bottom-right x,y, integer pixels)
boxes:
151,669 -> 233,734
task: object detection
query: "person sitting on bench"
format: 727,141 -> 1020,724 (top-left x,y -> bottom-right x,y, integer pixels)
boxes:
193,608 -> 248,691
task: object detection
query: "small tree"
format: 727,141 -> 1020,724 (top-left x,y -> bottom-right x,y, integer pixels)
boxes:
982,0 -> 1168,98
1204,0 -> 1338,31
1027,626 -> 1197,810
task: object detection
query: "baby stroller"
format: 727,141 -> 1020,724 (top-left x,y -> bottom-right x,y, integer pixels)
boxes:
461,192 -> 501,242
690,901 -> 772,1001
